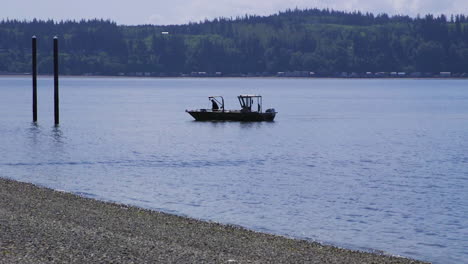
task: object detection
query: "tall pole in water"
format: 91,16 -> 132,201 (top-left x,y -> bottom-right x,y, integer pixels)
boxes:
53,36 -> 59,125
32,36 -> 37,122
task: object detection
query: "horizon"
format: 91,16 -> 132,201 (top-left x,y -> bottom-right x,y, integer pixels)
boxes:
2,7 -> 468,27
2,0 -> 468,26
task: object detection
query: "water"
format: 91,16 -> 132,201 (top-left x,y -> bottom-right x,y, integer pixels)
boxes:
1,77 -> 467,263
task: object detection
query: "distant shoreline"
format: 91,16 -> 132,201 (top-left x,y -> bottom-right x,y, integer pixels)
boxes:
0,177 -> 429,263
1,74 -> 467,80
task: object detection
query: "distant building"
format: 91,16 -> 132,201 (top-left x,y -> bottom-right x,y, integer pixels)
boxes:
440,72 -> 451,77
277,72 -> 285,77
375,72 -> 387,77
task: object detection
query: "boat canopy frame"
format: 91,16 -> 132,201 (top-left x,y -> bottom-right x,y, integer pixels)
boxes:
238,95 -> 263,113
208,96 -> 224,112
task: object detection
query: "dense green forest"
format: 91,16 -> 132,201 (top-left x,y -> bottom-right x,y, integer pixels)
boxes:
2,8 -> 468,76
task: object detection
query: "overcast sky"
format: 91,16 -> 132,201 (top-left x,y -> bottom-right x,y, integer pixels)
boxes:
3,0 -> 468,25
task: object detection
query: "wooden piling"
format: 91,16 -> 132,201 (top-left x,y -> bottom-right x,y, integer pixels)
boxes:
32,36 -> 37,122
53,36 -> 59,125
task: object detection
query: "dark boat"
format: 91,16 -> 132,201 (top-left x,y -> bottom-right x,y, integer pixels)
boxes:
186,95 -> 277,121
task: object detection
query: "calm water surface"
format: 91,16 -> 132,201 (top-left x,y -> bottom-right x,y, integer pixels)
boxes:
1,77 -> 467,263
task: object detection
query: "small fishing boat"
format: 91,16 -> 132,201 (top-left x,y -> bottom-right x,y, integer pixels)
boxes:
186,95 -> 277,121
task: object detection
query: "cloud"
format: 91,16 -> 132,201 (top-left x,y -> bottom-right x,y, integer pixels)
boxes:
145,0 -> 468,25
3,0 -> 468,25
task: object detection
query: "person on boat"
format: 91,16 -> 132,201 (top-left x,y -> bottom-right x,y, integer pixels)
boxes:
211,99 -> 219,111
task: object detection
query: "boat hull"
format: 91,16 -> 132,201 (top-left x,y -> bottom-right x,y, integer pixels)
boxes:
187,110 -> 276,121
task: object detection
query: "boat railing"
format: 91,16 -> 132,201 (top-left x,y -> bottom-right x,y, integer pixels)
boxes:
187,109 -> 246,113
187,109 -> 222,112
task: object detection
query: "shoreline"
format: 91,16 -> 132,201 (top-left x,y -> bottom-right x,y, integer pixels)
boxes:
0,178 -> 429,263
0,74 -> 466,80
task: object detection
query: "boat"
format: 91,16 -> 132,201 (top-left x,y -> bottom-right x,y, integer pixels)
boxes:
186,95 -> 277,121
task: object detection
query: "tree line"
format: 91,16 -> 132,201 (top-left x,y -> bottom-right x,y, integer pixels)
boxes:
1,8 -> 468,75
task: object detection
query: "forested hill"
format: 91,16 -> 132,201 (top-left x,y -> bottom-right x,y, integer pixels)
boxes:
2,8 -> 468,76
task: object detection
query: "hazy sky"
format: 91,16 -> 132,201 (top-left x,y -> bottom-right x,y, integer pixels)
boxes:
3,0 -> 468,25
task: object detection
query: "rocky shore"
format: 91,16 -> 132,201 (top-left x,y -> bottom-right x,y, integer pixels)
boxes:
0,178 -> 428,263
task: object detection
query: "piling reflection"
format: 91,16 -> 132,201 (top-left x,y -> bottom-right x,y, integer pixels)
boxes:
51,126 -> 64,144
27,122 -> 42,145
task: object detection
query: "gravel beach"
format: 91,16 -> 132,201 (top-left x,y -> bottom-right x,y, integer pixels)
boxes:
0,178 -> 429,263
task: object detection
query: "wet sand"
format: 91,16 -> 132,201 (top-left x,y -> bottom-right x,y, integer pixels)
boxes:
0,178 -> 428,263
